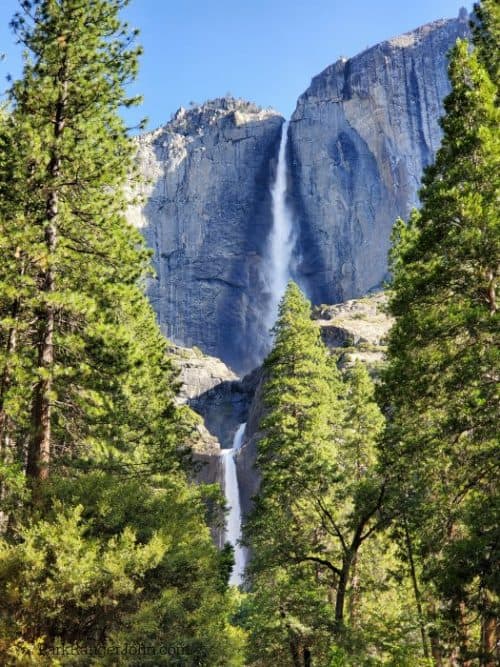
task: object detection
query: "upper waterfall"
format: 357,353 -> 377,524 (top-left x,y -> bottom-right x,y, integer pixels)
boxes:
263,121 -> 295,333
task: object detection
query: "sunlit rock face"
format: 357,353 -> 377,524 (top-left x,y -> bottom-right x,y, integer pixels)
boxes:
288,13 -> 470,304
129,98 -> 284,374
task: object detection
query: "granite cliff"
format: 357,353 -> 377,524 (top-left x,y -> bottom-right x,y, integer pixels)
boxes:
128,98 -> 283,374
289,12 -> 470,303
129,12 -> 469,372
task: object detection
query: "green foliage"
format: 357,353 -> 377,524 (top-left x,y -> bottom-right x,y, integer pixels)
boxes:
471,0 -> 500,83
0,504 -> 165,645
257,282 -> 342,497
0,474 -> 245,665
0,0 -> 154,478
238,567 -> 334,667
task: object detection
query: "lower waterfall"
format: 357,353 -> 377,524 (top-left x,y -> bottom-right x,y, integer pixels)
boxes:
222,423 -> 247,586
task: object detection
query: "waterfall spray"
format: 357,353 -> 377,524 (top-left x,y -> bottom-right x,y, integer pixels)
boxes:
264,121 -> 295,333
222,423 -> 247,586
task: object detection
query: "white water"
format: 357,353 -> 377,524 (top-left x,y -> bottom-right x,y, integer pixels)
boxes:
264,121 -> 295,332
223,423 -> 247,586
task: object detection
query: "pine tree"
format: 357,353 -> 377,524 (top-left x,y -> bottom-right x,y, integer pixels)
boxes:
381,5 -> 499,661
244,283 -> 386,664
0,0 -> 149,490
0,2 -> 246,662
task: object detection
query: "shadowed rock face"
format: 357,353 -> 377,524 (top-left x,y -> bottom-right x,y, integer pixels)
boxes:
129,99 -> 284,374
177,345 -> 257,451
288,14 -> 470,304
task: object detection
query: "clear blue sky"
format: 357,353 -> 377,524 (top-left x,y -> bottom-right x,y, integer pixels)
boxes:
0,0 -> 470,131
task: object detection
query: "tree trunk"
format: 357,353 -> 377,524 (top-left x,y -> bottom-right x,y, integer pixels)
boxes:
0,247 -> 23,449
27,210 -> 57,483
27,303 -> 54,482
334,525 -> 371,629
428,602 -> 443,667
429,634 -> 443,667
289,637 -> 301,667
348,554 -> 361,629
0,260 -> 23,530
335,557 -> 351,628
0,321 -> 19,456
482,615 -> 497,667
0,327 -> 16,448
0,327 -> 17,445
485,268 -> 496,314
481,590 -> 497,667
455,599 -> 472,667
331,486 -> 385,631
303,647 -> 312,667
26,66 -> 67,488
404,520 -> 430,660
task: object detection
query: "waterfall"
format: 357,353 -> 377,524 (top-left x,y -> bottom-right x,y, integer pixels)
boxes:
264,121 -> 295,333
222,423 -> 247,586
221,125 -> 293,584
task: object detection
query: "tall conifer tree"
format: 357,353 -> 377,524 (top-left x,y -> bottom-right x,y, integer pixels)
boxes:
244,283 -> 386,664
381,3 -> 499,661
0,0 -> 154,488
0,3 -> 246,662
